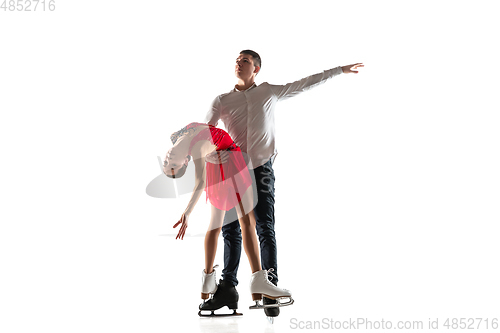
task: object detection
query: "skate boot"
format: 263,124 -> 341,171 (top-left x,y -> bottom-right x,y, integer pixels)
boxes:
201,265 -> 218,300
249,269 -> 294,311
198,279 -> 242,317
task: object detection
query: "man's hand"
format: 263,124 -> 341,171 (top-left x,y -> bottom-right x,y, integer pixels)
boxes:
205,150 -> 230,164
342,63 -> 364,74
173,213 -> 189,240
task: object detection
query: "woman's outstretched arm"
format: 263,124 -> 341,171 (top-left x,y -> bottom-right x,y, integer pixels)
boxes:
183,156 -> 207,216
173,138 -> 213,240
173,156 -> 206,240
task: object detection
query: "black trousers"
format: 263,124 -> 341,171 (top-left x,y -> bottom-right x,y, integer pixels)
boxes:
221,159 -> 278,286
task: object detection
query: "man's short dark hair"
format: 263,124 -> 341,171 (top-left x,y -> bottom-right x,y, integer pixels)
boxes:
240,49 -> 261,69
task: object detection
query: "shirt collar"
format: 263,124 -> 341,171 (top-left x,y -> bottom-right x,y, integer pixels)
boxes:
233,82 -> 257,92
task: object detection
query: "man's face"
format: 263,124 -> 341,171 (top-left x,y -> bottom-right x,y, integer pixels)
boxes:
235,53 -> 259,80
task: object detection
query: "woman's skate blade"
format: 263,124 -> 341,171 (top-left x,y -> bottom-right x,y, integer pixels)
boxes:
249,296 -> 294,309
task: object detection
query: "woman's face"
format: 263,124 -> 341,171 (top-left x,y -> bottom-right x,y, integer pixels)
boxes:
163,148 -> 187,176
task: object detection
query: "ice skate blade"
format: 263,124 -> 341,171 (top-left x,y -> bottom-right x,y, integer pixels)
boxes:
267,317 -> 275,324
249,297 -> 294,309
198,309 -> 243,317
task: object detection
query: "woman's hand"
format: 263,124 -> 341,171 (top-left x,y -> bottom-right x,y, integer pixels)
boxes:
173,213 -> 189,240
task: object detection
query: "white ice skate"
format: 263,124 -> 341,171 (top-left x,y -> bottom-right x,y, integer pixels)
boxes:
201,265 -> 218,300
249,269 -> 294,310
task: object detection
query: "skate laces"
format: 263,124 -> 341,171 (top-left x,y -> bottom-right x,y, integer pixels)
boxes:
266,268 -> 277,281
265,268 -> 290,293
264,268 -> 278,285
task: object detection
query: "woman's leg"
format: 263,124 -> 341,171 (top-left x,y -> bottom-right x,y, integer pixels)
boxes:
205,205 -> 225,274
235,186 -> 261,274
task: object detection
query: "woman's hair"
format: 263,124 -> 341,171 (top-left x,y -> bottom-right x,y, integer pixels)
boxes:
167,124 -> 195,179
165,155 -> 191,179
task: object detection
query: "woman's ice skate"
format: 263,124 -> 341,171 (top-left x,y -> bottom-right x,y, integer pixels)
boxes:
201,265 -> 218,300
248,269 -> 294,310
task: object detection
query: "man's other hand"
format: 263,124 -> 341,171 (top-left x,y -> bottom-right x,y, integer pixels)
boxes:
205,150 -> 230,164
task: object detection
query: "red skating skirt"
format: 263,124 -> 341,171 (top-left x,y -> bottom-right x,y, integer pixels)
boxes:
205,147 -> 253,211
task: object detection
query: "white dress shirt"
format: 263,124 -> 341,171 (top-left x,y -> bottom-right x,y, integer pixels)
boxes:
205,66 -> 343,168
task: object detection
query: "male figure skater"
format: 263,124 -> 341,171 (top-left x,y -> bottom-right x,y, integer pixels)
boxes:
202,50 -> 363,317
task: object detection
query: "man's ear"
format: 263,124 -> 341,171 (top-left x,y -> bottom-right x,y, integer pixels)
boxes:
254,66 -> 260,75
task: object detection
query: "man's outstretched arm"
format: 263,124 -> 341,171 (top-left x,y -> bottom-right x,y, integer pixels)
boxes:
269,63 -> 363,101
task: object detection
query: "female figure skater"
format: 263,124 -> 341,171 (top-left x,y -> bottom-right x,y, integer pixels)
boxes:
163,122 -> 292,315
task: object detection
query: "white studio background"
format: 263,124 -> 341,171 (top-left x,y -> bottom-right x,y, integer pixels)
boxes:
1,1 -> 499,332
